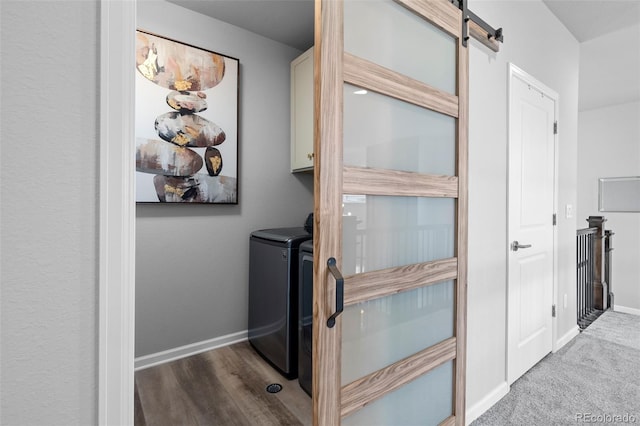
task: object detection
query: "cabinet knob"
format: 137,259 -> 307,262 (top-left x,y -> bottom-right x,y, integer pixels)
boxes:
307,153 -> 315,160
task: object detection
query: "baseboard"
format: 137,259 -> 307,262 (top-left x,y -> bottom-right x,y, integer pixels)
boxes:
134,330 -> 248,371
465,381 -> 510,425
613,305 -> 640,316
553,325 -> 580,352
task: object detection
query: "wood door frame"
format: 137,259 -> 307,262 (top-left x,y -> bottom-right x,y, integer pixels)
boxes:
313,1 -> 468,424
312,0 -> 343,424
506,63 -> 560,386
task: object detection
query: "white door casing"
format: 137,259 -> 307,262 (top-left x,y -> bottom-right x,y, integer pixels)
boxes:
507,64 -> 557,385
99,0 -> 137,424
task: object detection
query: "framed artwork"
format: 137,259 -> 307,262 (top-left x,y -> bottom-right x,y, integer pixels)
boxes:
599,177 -> 640,212
135,30 -> 239,203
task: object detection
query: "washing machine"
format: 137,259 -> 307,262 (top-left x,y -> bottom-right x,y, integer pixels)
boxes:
298,239 -> 314,396
248,227 -> 311,379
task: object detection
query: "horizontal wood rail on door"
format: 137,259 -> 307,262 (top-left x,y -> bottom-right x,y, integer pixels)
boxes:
403,0 -> 502,52
341,337 -> 457,418
343,166 -> 459,198
344,53 -> 459,118
343,257 -> 459,306
398,0 -> 461,37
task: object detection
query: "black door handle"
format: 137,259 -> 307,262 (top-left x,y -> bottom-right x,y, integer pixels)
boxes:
326,257 -> 344,328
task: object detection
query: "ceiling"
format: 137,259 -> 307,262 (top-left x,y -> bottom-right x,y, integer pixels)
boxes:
542,0 -> 640,42
166,0 -> 315,50
167,0 -> 640,49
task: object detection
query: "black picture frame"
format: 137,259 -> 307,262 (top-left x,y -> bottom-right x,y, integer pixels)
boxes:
135,29 -> 239,204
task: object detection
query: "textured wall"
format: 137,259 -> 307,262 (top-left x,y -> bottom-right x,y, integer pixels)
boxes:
0,1 -> 99,424
466,0 -> 579,416
578,102 -> 640,312
578,24 -> 640,111
135,1 -> 314,357
577,24 -> 640,314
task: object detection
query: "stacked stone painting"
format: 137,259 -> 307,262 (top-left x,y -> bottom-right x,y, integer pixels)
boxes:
135,30 -> 238,203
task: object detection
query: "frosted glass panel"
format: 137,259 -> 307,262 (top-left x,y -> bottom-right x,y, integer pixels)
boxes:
344,0 -> 456,94
344,84 -> 456,176
342,196 -> 454,276
343,361 -> 453,426
342,280 -> 454,384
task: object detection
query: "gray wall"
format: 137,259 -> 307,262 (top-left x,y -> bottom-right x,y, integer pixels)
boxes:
466,0 -> 579,417
578,102 -> 640,312
1,1 -> 99,424
578,24 -> 640,111
577,24 -> 640,314
135,1 -> 314,357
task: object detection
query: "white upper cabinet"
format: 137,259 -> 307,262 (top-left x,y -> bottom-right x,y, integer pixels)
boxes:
291,47 -> 314,172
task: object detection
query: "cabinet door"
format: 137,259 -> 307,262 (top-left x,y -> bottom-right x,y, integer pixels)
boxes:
291,47 -> 314,172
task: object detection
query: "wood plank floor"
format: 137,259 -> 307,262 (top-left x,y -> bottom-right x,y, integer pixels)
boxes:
135,341 -> 312,426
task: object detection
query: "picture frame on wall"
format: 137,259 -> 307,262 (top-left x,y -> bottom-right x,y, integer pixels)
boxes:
135,29 -> 239,204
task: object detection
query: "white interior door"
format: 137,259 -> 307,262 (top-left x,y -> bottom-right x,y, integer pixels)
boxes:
507,66 -> 556,384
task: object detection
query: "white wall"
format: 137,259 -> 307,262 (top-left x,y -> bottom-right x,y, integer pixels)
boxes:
577,24 -> 640,315
577,102 -> 640,313
466,0 -> 579,421
578,24 -> 640,112
1,1 -> 99,424
135,1 -> 314,357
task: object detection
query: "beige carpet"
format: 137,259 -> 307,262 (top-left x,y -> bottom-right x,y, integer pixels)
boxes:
472,311 -> 640,425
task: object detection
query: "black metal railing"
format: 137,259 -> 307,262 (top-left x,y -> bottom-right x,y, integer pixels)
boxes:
605,230 -> 614,308
577,227 -> 601,329
577,216 -> 614,330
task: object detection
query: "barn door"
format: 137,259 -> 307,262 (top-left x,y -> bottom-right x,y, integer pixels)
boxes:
313,0 -> 468,425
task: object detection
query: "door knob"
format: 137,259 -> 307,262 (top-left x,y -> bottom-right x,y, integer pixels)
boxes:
511,241 -> 532,252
